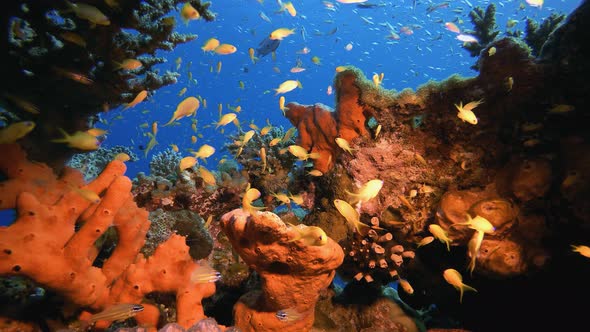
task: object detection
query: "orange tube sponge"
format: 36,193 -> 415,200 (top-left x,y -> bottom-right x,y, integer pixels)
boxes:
221,209 -> 344,332
0,144 -> 215,329
285,68 -> 373,173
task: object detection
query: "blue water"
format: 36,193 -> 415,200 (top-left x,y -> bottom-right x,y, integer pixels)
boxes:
98,0 -> 581,179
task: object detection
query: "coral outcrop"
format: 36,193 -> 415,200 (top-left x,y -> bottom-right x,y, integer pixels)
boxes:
0,144 -> 214,330
285,67 -> 376,173
220,209 -> 344,332
1,0 -> 214,168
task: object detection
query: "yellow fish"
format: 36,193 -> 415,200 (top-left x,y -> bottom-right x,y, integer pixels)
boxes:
86,128 -> 107,137
271,192 -> 290,205
283,2 -> 297,17
548,104 -> 575,114
191,262 -> 221,283
372,72 -> 384,87
274,80 -> 301,95
215,113 -> 237,129
334,199 -> 372,233
428,224 -> 452,251
286,223 -> 328,246
270,28 -> 295,40
467,230 -> 484,274
453,214 -> 495,234
179,156 -> 197,171
260,124 -> 273,136
248,48 -> 258,63
214,44 -> 237,55
144,135 -> 158,158
113,59 -> 142,71
170,144 -> 179,152
198,166 -> 216,186
335,137 -> 354,155
114,153 -> 130,162
571,245 -> 590,258
287,145 -> 320,160
194,144 -> 215,160
269,137 -> 281,147
65,1 -> 110,26
260,147 -> 267,172
59,31 -> 87,48
51,128 -> 100,150
454,99 -> 482,125
201,38 -> 220,52
443,268 -> 477,303
123,90 -> 148,110
164,97 -> 200,126
279,96 -> 287,115
0,121 -> 35,144
88,304 -> 143,324
242,187 -> 265,214
281,127 -> 296,144
398,278 -> 414,295
178,87 -> 187,96
416,236 -> 435,247
346,179 -> 383,204
70,186 -> 101,204
180,2 -> 200,25
307,169 -> 323,177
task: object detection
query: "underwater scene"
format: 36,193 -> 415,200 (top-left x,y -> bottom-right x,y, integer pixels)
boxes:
1,0 -> 589,331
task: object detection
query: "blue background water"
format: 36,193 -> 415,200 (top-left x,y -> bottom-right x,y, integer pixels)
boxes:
95,0 -> 580,179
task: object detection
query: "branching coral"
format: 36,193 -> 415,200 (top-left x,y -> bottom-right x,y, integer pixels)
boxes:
462,4 -> 500,57
1,0 -> 214,167
149,148 -> 182,182
0,144 -> 215,329
67,145 -> 138,181
226,126 -> 297,206
525,13 -> 566,56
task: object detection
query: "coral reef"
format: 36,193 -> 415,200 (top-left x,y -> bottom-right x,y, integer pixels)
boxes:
67,145 -> 138,181
314,287 -> 419,332
142,209 -> 213,260
226,126 -> 298,207
462,4 -> 500,57
525,13 -> 566,56
281,3 -> 590,330
0,144 -> 215,330
220,209 -> 344,332
285,67 -> 378,173
149,148 -> 183,182
0,0 -> 213,168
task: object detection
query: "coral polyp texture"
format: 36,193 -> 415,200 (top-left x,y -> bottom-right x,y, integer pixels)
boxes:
0,144 -> 215,329
220,209 -> 344,332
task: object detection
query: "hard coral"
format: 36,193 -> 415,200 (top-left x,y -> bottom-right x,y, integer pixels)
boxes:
1,0 -> 213,168
462,4 -> 500,57
220,209 -> 344,332
0,144 -> 215,329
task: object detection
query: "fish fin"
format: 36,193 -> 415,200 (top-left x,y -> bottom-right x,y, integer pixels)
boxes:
51,128 -> 69,142
285,222 -> 301,242
308,152 -> 321,159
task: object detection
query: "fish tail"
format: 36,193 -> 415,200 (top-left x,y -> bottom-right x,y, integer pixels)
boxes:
51,128 -> 69,142
308,152 -> 321,159
460,283 -> 477,303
